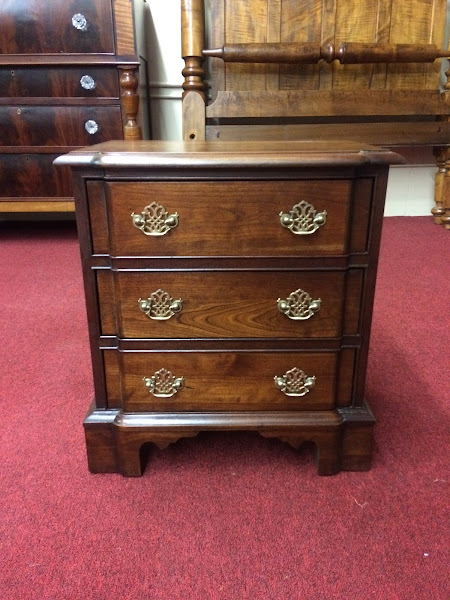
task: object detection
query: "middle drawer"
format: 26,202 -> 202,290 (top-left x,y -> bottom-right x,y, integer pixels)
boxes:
99,270 -> 347,339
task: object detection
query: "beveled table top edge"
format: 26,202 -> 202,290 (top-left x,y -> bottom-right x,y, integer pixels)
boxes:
54,140 -> 405,168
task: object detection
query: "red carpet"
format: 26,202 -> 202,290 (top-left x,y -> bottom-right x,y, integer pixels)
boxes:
0,217 -> 449,599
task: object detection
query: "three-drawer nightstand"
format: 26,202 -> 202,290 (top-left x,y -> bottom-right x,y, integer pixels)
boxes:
56,140 -> 402,476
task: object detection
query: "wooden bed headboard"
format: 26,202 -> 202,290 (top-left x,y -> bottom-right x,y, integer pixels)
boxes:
181,0 -> 450,227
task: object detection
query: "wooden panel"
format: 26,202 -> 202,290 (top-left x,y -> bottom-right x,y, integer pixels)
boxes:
104,349 -> 122,409
224,0 -> 268,90
205,0 -> 226,100
120,351 -> 338,412
331,0 -> 379,90
343,270 -> 364,335
350,178 -> 373,253
97,270 -> 117,335
279,0 -> 322,90
0,0 -> 115,54
206,89 -> 447,118
113,0 -> 136,55
369,0 -> 393,90
207,121 -> 450,146
320,0 -> 337,90
112,271 -> 346,339
0,106 -> 123,146
427,0 -> 448,88
0,153 -> 72,197
387,0 -> 443,90
0,199 -> 74,212
0,67 -> 119,98
87,182 -> 110,255
107,179 -> 352,257
336,348 -> 355,407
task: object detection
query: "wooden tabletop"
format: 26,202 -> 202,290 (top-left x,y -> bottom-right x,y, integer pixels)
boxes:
55,139 -> 405,168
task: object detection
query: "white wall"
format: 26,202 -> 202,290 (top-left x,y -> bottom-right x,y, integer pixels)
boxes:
145,0 -> 437,217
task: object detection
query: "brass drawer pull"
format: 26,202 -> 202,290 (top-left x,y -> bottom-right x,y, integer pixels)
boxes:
143,369 -> 184,398
80,75 -> 96,90
72,13 -> 88,32
274,367 -> 316,397
138,289 -> 183,320
131,201 -> 179,236
279,200 -> 327,235
277,288 -> 321,320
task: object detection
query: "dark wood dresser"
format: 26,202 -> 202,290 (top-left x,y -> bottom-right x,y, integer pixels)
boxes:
56,140 -> 402,476
0,0 -> 149,216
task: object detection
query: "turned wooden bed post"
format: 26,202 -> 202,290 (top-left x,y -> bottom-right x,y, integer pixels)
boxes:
181,0 -> 206,141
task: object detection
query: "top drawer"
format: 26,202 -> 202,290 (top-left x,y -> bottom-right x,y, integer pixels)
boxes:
106,180 -> 353,257
0,1 -> 114,55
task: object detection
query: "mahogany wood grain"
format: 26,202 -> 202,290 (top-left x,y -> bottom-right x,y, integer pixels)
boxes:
0,0 -> 148,216
0,67 -> 120,99
117,351 -> 338,412
111,270 -> 347,339
0,106 -> 123,147
87,181 -> 110,255
0,0 -> 115,55
107,179 -> 353,257
85,407 -> 350,476
0,153 -> 72,197
61,140 -> 396,475
103,351 -> 122,409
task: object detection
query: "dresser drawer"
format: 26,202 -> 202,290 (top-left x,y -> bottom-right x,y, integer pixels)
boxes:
0,153 -> 72,197
103,270 -> 346,339
115,351 -> 337,412
0,67 -> 119,99
0,106 -> 123,147
0,1 -> 114,54
106,180 -> 353,257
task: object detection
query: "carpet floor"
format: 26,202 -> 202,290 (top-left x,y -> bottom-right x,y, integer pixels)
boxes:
0,216 -> 448,600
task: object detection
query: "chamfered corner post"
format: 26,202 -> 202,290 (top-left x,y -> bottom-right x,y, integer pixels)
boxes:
181,0 -> 206,141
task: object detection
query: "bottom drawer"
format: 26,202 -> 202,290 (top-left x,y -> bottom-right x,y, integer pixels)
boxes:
0,153 -> 72,197
112,351 -> 338,412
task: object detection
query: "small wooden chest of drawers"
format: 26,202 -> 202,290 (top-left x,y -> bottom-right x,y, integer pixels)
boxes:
56,140 -> 402,476
0,0 -> 148,215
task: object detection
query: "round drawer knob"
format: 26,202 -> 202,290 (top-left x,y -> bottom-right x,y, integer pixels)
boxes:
85,120 -> 99,135
80,75 -> 96,91
72,13 -> 88,32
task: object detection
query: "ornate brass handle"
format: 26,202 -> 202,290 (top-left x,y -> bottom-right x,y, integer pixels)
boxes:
274,367 -> 316,397
143,368 -> 184,398
277,288 -> 321,320
279,200 -> 327,235
131,201 -> 179,236
138,289 -> 183,320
